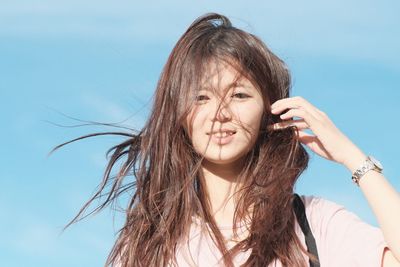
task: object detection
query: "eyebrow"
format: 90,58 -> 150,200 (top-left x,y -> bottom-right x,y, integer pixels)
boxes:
199,82 -> 250,91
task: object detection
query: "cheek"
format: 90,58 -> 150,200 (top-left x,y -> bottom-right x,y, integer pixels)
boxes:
235,103 -> 264,132
185,108 -> 207,139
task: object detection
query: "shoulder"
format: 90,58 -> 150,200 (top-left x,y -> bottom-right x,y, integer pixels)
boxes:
296,194 -> 345,228
297,194 -> 366,225
297,194 -> 387,266
297,194 -> 379,237
298,194 -> 344,214
296,194 -> 350,236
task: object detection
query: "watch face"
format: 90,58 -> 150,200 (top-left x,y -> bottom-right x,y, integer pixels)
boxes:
369,156 -> 383,170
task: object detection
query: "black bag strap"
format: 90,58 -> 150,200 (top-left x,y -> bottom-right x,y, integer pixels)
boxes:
293,193 -> 320,267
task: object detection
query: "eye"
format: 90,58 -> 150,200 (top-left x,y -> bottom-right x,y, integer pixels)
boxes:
195,95 -> 210,101
231,93 -> 250,99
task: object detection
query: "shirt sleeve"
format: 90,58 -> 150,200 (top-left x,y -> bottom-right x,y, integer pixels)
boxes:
301,195 -> 388,267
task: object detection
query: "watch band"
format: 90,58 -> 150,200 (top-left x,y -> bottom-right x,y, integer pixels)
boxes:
351,156 -> 383,186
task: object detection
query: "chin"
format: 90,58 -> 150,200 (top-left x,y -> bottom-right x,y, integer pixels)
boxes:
203,152 -> 247,165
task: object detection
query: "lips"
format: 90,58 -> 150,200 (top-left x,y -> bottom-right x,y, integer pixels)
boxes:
207,129 -> 237,145
206,129 -> 237,136
211,131 -> 235,138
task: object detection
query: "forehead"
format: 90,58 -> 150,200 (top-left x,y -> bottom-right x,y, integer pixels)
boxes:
199,60 -> 255,92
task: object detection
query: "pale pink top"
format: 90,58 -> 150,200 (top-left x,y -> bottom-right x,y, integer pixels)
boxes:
171,195 -> 388,267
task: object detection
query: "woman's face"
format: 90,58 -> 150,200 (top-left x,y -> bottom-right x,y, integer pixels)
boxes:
186,61 -> 264,166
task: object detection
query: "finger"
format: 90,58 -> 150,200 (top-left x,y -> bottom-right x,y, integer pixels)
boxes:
278,108 -> 328,139
271,96 -> 323,121
279,108 -> 320,129
268,119 -> 309,130
296,130 -> 334,160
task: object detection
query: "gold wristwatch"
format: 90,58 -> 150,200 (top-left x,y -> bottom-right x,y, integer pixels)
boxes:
351,156 -> 383,186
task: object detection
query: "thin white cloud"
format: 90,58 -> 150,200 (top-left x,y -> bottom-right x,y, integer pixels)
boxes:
1,0 -> 399,71
79,89 -> 147,129
11,222 -> 59,257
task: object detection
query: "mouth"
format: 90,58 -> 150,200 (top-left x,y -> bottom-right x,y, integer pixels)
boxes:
206,130 -> 237,137
207,130 -> 237,145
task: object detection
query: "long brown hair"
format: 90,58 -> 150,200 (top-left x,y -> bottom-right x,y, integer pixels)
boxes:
51,13 -> 317,267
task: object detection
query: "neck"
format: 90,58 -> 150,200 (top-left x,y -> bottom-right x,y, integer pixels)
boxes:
201,158 -> 245,226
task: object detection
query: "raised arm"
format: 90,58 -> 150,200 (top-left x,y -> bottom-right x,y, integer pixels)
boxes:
269,96 -> 400,265
343,147 -> 400,266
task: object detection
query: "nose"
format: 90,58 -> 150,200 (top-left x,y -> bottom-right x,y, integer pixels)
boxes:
212,101 -> 232,122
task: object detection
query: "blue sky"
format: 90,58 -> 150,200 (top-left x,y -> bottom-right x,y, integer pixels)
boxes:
1,1 -> 399,266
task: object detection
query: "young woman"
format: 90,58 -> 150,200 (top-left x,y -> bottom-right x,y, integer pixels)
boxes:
53,13 -> 400,266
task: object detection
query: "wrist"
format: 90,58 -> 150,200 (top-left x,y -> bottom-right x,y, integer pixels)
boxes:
342,148 -> 367,174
